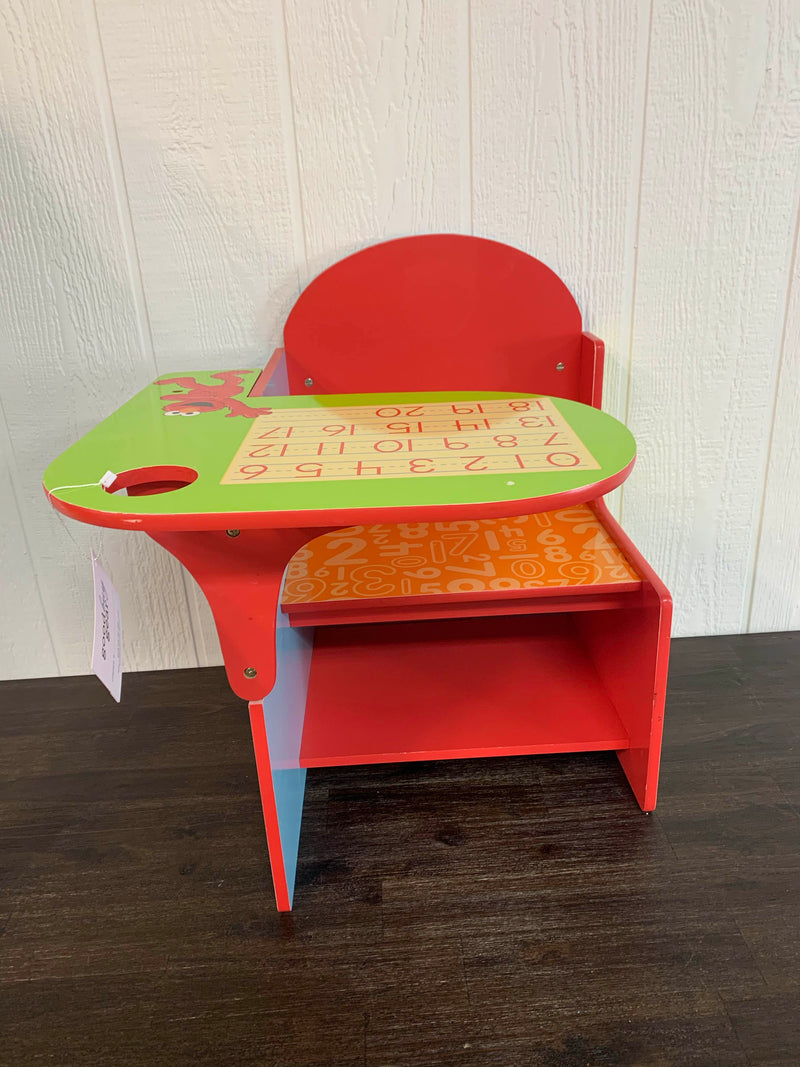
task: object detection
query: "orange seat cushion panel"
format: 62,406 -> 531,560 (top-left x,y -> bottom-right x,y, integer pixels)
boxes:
282,503 -> 640,606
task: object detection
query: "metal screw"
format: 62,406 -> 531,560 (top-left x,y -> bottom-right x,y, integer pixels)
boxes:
556,362 -> 565,371
244,667 -> 258,678
304,377 -> 314,387
226,529 -> 240,538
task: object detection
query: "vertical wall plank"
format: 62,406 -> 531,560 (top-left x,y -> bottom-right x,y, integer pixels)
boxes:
96,0 -> 304,371
284,0 -> 470,275
96,0 -> 305,664
622,0 -> 800,637
0,0 -> 198,677
0,415 -> 58,678
471,0 -> 652,429
749,207 -> 800,632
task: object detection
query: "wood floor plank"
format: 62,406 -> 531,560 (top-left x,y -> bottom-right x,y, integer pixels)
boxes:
1,632 -> 798,1064
722,990 -> 800,1066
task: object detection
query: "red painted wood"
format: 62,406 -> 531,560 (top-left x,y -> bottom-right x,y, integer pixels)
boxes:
285,589 -> 638,628
590,499 -> 671,604
299,614 -> 630,768
248,700 -> 291,911
148,527 -> 337,701
577,499 -> 673,811
284,235 -> 587,399
580,332 -> 605,409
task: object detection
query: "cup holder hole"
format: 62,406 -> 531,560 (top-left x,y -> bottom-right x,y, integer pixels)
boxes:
106,465 -> 198,497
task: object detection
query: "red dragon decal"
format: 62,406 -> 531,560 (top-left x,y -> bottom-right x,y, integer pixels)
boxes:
158,372 -> 267,419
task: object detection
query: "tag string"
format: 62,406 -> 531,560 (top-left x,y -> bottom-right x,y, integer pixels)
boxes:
47,470 -> 117,500
47,480 -> 104,495
47,473 -> 117,554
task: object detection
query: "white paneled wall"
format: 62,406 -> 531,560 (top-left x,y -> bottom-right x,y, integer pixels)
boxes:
1,0 -> 798,681
623,0 -> 800,637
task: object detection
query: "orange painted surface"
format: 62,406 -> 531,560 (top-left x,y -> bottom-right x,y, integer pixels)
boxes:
282,503 -> 640,605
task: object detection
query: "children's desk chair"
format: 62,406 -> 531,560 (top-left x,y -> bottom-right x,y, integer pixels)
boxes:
44,235 -> 672,911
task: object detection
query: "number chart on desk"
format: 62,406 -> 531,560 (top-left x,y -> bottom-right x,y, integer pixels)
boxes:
222,398 -> 599,485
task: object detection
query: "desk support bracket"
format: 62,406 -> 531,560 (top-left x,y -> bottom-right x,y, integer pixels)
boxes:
149,527 -> 339,701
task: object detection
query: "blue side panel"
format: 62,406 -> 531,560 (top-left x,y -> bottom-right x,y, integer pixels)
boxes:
258,350 -> 289,395
259,593 -> 313,907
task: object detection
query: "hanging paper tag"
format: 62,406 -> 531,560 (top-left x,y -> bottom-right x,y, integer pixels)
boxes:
91,555 -> 123,702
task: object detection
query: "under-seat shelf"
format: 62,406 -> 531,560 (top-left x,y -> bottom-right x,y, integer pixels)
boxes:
299,613 -> 631,769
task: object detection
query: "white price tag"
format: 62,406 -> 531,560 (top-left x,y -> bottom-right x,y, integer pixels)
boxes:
91,555 -> 123,702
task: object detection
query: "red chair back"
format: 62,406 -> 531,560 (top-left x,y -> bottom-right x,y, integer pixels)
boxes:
284,235 -> 595,402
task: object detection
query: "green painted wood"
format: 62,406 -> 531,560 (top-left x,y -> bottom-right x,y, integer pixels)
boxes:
43,370 -> 635,525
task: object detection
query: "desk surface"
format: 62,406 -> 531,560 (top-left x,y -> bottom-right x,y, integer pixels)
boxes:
43,370 -> 636,531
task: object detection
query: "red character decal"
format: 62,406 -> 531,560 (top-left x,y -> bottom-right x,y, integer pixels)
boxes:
158,372 -> 266,419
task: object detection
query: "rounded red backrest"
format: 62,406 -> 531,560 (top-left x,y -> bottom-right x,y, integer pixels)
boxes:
283,234 -> 584,399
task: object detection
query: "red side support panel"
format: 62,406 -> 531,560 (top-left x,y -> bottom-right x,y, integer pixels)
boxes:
579,499 -> 672,810
580,332 -> 605,409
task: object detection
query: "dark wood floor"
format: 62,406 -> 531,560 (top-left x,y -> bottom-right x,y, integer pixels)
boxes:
1,632 -> 798,1066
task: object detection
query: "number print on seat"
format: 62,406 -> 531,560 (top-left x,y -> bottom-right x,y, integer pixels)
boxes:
282,504 -> 640,605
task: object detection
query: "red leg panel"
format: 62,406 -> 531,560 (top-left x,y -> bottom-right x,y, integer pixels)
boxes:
248,699 -> 292,911
579,500 -> 672,810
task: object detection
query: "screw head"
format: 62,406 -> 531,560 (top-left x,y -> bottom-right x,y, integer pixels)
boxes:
304,377 -> 314,387
226,529 -> 240,538
243,667 -> 258,678
556,362 -> 565,371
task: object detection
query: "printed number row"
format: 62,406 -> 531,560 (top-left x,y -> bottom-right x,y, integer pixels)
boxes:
232,453 -> 583,479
